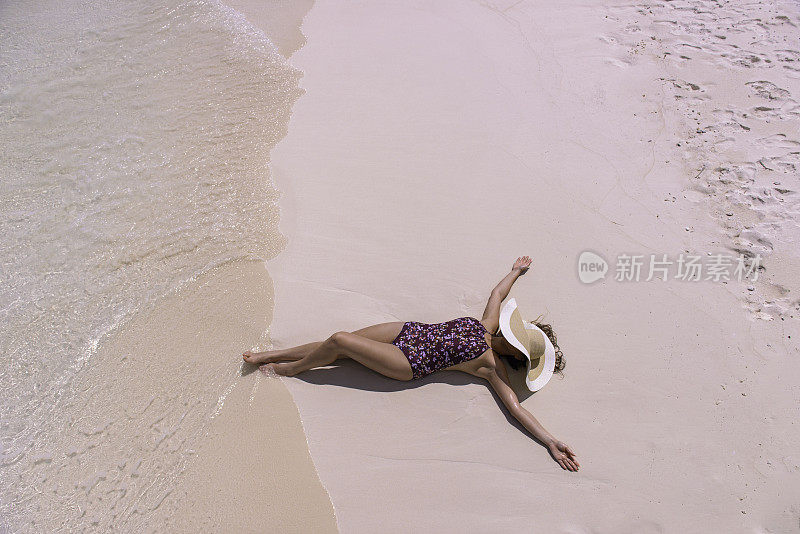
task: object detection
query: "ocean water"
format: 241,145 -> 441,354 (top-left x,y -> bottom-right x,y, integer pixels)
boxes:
0,0 -> 299,529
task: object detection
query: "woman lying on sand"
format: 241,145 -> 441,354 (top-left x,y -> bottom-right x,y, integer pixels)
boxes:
243,256 -> 579,471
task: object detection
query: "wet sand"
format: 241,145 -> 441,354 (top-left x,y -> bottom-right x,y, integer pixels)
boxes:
80,261 -> 337,532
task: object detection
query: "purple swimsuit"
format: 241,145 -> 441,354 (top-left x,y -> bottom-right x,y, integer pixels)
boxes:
391,317 -> 490,379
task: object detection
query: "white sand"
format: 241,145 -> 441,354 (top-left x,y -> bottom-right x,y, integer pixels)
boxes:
238,0 -> 800,531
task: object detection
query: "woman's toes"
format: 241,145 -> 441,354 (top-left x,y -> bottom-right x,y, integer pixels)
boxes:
244,351 -> 271,364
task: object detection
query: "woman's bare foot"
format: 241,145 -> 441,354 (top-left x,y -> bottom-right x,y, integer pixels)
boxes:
243,350 -> 280,365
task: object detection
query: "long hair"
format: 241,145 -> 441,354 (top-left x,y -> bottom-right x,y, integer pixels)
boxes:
532,321 -> 565,375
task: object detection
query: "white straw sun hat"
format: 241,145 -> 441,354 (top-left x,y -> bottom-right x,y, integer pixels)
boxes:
498,298 -> 556,392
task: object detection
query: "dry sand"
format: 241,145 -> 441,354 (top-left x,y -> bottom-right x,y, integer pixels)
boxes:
233,0 -> 800,532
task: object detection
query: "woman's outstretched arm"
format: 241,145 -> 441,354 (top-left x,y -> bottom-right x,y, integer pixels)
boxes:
477,363 -> 579,471
481,256 -> 532,333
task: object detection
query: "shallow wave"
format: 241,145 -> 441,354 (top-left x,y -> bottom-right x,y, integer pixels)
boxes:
0,0 -> 301,528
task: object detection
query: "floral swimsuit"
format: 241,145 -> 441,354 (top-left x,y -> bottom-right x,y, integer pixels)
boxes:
391,317 -> 490,379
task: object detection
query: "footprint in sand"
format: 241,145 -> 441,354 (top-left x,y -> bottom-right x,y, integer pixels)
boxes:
598,0 -> 800,319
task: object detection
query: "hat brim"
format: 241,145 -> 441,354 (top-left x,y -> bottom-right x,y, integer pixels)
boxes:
498,298 -> 530,358
524,323 -> 556,392
499,298 -> 556,392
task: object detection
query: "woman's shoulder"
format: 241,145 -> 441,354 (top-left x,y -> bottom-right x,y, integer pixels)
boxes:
467,353 -> 514,388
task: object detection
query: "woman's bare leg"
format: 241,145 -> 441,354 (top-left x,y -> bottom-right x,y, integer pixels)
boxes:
264,327 -> 412,381
243,342 -> 322,364
350,321 -> 405,343
243,321 -> 405,365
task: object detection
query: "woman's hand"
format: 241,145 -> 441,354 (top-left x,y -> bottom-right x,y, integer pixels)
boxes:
512,256 -> 532,274
548,440 -> 579,471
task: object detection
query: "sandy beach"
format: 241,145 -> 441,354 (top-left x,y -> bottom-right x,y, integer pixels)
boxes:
3,0 -> 800,531
243,0 -> 800,531
7,261 -> 336,532
1,0 -> 336,531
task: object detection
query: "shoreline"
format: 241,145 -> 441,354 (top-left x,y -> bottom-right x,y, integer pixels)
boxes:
99,260 -> 337,532
19,260 -> 337,531
1,1 -> 338,529
145,2 -> 340,529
